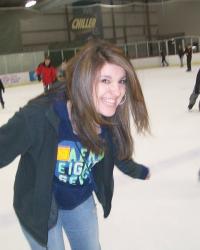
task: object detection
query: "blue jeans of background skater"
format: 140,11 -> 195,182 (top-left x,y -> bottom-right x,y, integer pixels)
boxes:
21,195 -> 101,250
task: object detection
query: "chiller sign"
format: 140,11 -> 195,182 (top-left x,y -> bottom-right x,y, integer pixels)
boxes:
71,17 -> 96,31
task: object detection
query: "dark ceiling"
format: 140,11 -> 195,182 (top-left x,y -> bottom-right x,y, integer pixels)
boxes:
0,0 -> 80,9
0,0 -> 190,11
0,0 -> 173,9
0,0 -> 42,8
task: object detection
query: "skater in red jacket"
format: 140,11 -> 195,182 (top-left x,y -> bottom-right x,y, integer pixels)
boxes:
36,55 -> 57,93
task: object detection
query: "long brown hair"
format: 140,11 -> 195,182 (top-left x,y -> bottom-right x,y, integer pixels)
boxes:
66,39 -> 150,160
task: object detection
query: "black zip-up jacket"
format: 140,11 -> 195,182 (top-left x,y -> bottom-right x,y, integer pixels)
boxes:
0,91 -> 149,246
194,69 -> 200,94
0,79 -> 4,92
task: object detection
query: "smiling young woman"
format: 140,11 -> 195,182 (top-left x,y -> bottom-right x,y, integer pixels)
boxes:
66,39 -> 150,159
0,38 -> 150,250
93,62 -> 126,117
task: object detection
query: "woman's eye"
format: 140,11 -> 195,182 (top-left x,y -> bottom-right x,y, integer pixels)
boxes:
101,78 -> 110,84
120,79 -> 127,85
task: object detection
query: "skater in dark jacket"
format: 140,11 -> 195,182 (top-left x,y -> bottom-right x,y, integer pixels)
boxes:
160,49 -> 169,67
0,39 -> 151,250
178,45 -> 184,67
188,68 -> 200,110
0,78 -> 5,109
184,44 -> 192,71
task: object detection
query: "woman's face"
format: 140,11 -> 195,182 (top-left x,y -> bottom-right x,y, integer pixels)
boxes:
93,63 -> 126,117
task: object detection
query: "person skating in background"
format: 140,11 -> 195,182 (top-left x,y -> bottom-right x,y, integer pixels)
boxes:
188,68 -> 200,110
178,45 -> 184,67
36,55 -> 57,93
0,39 -> 150,250
57,58 -> 67,82
184,44 -> 192,72
160,49 -> 169,67
0,78 -> 5,109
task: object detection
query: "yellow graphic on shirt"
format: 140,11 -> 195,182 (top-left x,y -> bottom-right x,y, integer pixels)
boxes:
57,146 -> 70,161
55,140 -> 104,185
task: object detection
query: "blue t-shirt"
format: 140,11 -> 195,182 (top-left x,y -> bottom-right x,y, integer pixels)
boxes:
53,101 -> 104,209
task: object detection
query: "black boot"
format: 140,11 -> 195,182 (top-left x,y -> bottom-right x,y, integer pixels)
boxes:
188,103 -> 194,110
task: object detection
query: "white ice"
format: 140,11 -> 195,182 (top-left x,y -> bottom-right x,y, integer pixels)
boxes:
0,65 -> 200,250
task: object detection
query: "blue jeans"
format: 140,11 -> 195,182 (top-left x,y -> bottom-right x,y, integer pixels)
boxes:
21,195 -> 101,250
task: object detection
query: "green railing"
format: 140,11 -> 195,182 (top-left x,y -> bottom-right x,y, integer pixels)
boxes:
0,35 -> 199,75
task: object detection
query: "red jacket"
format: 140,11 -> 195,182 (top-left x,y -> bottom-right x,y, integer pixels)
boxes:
36,63 -> 57,86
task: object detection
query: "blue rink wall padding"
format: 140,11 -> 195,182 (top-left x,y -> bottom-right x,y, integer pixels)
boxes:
29,71 -> 37,81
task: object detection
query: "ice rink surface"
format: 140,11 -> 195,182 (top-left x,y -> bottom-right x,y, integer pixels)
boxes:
0,65 -> 200,250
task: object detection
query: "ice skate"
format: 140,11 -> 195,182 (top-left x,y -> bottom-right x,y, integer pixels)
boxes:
188,103 -> 194,110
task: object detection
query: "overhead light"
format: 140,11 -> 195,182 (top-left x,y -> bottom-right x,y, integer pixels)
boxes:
25,0 -> 37,8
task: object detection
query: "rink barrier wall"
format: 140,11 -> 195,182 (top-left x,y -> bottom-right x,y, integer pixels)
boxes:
131,52 -> 200,69
0,71 -> 39,87
1,53 -> 200,87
